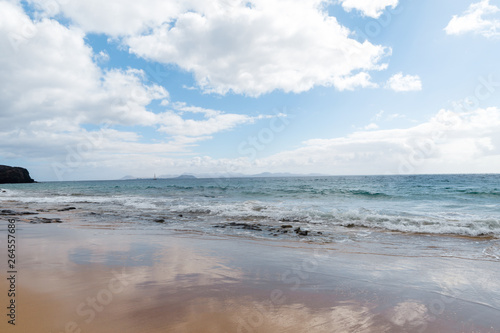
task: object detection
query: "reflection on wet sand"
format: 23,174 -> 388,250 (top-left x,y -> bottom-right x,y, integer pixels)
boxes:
1,223 -> 500,332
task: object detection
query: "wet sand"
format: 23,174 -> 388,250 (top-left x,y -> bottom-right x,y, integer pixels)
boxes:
1,217 -> 500,332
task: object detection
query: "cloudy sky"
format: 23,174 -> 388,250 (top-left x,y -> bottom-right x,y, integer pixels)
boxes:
1,0 -> 500,181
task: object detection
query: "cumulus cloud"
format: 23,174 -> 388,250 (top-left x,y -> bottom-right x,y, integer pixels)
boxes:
0,1 -> 275,180
386,73 -> 422,92
0,0 -> 271,134
0,1 -> 169,132
251,107 -> 500,175
26,0 -> 391,96
126,0 -> 390,96
339,0 -> 399,18
445,0 -> 500,38
26,0 -> 185,36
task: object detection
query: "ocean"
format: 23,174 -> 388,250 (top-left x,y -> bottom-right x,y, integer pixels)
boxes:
2,174 -> 500,260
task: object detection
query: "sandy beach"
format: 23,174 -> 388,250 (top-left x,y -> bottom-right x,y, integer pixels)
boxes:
1,204 -> 500,333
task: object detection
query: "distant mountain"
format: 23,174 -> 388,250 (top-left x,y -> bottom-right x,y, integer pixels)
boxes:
120,175 -> 136,180
175,174 -> 197,179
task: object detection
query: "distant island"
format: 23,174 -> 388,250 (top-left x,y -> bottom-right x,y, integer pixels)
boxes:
0,165 -> 35,184
119,172 -> 327,180
175,174 -> 197,179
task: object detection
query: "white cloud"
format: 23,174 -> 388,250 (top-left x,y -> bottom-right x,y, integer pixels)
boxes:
0,1 -> 274,181
0,1 -> 169,131
339,0 -> 399,18
162,108 -> 500,176
55,108 -> 500,178
26,0 -> 185,36
29,0 -> 390,97
386,73 -> 422,92
445,0 -> 500,38
157,103 -> 269,137
21,0 -> 393,96
125,0 -> 389,96
364,123 -> 379,130
250,107 -> 500,175
0,1 -> 272,136
182,85 -> 198,91
94,50 -> 109,63
333,72 -> 379,91
4,102 -> 500,180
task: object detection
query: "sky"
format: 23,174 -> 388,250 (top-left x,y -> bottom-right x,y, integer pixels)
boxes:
1,0 -> 500,181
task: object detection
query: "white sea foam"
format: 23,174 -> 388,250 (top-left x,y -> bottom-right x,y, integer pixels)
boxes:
148,200 -> 500,238
2,175 -> 500,240
483,244 -> 500,259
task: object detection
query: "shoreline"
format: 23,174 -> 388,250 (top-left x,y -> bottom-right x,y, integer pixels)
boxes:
0,211 -> 499,332
2,175 -> 500,242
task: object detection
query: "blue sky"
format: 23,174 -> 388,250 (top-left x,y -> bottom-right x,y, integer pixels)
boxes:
1,0 -> 500,180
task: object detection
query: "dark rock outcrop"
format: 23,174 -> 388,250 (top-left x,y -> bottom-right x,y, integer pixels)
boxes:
58,207 -> 76,212
0,165 -> 35,184
214,222 -> 263,231
29,217 -> 62,224
294,226 -> 309,236
0,209 -> 38,215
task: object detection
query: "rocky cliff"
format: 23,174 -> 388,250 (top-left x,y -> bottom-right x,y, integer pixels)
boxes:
0,165 -> 35,184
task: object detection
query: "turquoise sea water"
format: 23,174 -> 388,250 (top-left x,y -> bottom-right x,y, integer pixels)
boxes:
1,174 -> 500,240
